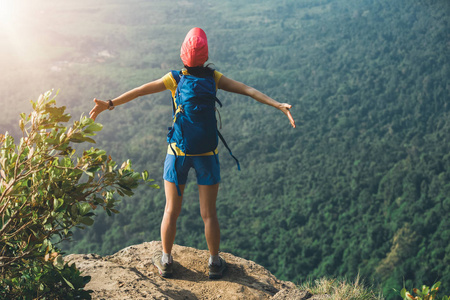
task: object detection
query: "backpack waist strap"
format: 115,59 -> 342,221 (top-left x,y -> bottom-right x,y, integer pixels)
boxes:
167,143 -> 218,156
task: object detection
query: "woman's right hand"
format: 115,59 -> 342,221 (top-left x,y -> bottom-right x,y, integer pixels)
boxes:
89,98 -> 109,121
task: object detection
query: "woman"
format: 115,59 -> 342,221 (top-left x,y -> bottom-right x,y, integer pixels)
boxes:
89,27 -> 295,279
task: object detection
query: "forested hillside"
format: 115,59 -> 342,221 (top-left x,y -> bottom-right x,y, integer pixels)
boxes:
1,0 -> 449,298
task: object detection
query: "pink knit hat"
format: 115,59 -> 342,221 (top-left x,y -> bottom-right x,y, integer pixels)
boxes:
180,28 -> 209,67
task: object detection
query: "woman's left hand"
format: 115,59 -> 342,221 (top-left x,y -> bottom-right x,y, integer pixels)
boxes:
279,103 -> 296,128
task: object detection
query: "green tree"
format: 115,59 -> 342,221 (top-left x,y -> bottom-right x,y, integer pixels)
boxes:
0,91 -> 157,299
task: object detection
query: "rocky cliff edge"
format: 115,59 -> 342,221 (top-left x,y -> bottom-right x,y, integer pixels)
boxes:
65,241 -> 322,300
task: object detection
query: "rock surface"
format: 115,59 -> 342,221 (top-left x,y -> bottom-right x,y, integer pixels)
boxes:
65,241 -> 314,300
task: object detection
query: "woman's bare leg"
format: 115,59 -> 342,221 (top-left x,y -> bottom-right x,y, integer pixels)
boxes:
161,180 -> 185,254
198,183 -> 220,256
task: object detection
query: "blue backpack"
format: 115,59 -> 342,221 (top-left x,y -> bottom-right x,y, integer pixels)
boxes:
167,70 -> 240,194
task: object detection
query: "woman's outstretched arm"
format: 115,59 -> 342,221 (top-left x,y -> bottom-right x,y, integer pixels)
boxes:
218,75 -> 296,128
89,78 -> 167,120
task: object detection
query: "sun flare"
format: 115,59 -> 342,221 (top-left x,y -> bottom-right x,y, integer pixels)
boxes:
0,0 -> 21,28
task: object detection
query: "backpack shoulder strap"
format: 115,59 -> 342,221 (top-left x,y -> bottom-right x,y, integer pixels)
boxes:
170,70 -> 184,115
217,131 -> 241,171
171,70 -> 182,84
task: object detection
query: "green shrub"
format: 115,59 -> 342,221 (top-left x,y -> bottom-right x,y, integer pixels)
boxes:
0,91 -> 157,299
400,282 -> 449,300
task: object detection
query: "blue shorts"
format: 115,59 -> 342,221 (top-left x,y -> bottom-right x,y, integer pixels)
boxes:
163,154 -> 221,185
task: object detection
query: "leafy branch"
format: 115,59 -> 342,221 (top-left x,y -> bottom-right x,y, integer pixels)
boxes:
400,282 -> 450,300
0,90 -> 158,299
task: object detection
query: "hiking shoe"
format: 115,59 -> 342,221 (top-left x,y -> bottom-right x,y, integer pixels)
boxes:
152,251 -> 173,278
209,257 -> 227,279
